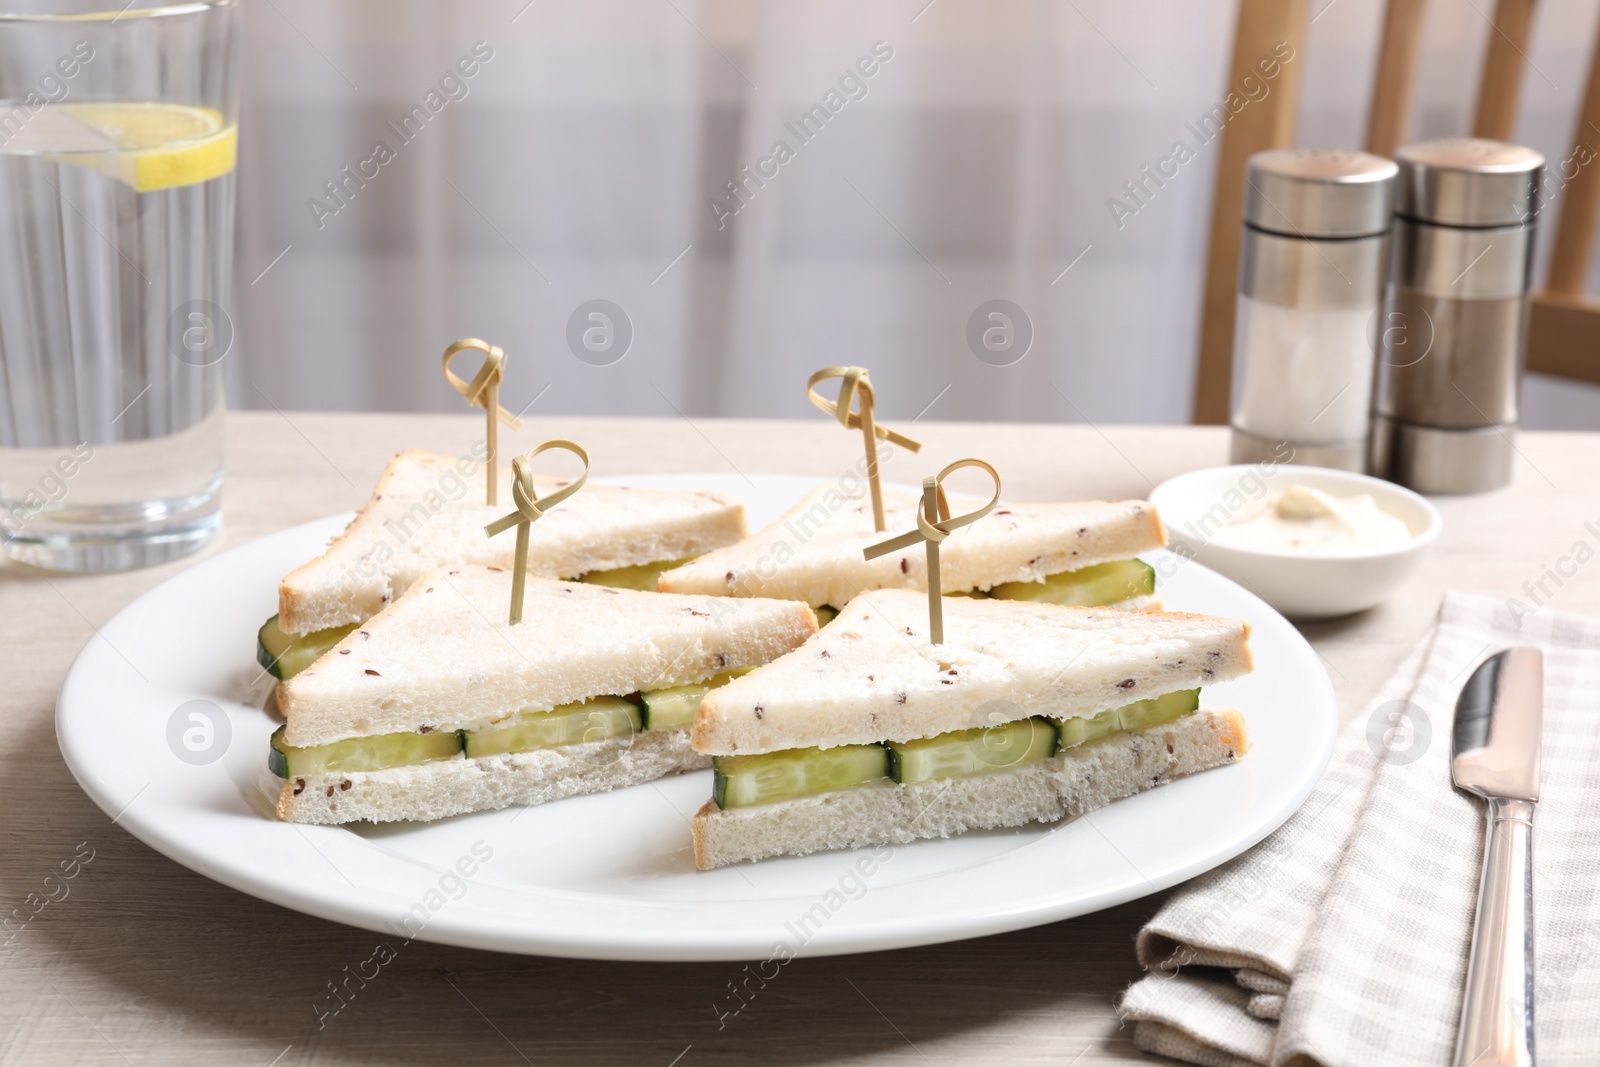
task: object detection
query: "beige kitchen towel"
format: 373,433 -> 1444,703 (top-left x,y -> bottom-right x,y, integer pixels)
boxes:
1119,592 -> 1600,1067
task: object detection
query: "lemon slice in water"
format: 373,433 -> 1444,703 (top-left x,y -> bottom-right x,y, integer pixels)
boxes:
52,102 -> 236,192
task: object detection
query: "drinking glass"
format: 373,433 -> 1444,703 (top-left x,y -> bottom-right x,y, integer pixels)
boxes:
0,0 -> 239,571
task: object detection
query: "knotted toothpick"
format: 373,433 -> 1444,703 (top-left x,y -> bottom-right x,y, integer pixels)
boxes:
443,338 -> 523,506
807,366 -> 922,533
484,440 -> 589,624
863,458 -> 1001,644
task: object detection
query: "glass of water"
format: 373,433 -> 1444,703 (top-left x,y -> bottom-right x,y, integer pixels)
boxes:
0,0 -> 239,571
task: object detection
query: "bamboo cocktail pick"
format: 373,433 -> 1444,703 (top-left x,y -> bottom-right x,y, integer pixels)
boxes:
806,366 -> 922,533
484,440 -> 590,625
863,458 -> 1001,644
443,338 -> 523,506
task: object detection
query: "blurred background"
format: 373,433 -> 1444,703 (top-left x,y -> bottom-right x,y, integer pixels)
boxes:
231,0 -> 1600,427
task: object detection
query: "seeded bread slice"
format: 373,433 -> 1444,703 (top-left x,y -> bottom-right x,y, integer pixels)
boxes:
656,484 -> 1163,608
692,590 -> 1252,756
280,567 -> 817,747
278,450 -> 747,635
277,729 -> 706,825
692,707 -> 1249,868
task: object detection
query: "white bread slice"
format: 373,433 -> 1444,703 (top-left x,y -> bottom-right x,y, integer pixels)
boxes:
277,729 -> 706,825
278,450 -> 747,635
693,590 -> 1252,756
692,707 -> 1249,869
656,483 -> 1163,608
280,567 -> 817,747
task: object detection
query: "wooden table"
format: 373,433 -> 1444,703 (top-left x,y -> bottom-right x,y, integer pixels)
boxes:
5,413 -> 1596,1066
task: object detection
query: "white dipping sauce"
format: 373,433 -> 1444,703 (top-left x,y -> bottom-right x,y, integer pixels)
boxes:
1213,484 -> 1412,554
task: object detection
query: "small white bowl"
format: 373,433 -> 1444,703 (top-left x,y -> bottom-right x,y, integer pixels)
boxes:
1149,464 -> 1442,620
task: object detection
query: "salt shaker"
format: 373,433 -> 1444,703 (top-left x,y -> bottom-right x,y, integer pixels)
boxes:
1230,148 -> 1398,471
1369,138 -> 1544,493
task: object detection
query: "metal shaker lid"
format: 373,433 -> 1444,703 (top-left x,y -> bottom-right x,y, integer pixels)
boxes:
1395,138 -> 1544,227
1243,148 -> 1398,238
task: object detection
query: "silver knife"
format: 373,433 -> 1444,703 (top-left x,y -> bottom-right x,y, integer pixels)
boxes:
1451,647 -> 1543,1067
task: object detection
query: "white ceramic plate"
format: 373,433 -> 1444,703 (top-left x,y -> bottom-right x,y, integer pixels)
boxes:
57,473 -> 1336,961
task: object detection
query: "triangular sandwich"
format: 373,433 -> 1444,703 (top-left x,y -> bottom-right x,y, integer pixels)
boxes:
658,484 -> 1164,621
270,567 -> 816,824
689,589 -> 1252,868
258,450 -> 747,678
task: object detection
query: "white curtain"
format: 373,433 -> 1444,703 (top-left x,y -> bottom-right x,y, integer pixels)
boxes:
229,0 -> 1600,428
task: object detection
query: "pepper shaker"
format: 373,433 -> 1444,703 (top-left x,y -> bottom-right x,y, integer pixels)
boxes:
1229,148 -> 1399,471
1369,138 -> 1544,493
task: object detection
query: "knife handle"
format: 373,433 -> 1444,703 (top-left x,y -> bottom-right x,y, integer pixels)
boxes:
1453,796 -> 1536,1067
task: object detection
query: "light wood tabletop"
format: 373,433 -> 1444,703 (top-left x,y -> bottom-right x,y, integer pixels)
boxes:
4,412 -> 1596,1066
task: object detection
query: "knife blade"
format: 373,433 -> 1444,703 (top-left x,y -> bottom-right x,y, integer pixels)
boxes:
1453,648 -> 1542,803
1450,647 -> 1542,1067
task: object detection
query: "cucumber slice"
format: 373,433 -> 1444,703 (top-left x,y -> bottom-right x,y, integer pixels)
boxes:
463,696 -> 641,758
712,744 -> 888,809
814,605 -> 839,626
268,723 -> 462,778
989,559 -> 1156,607
1057,688 -> 1200,748
577,556 -> 697,591
887,716 -> 1058,784
1115,687 -> 1200,729
256,615 -> 358,680
640,668 -> 753,731
1056,709 -> 1120,749
641,684 -> 710,732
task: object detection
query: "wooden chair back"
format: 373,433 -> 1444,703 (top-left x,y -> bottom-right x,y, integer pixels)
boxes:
1193,0 -> 1600,424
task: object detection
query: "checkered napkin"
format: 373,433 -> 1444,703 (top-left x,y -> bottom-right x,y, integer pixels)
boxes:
1118,592 -> 1600,1067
